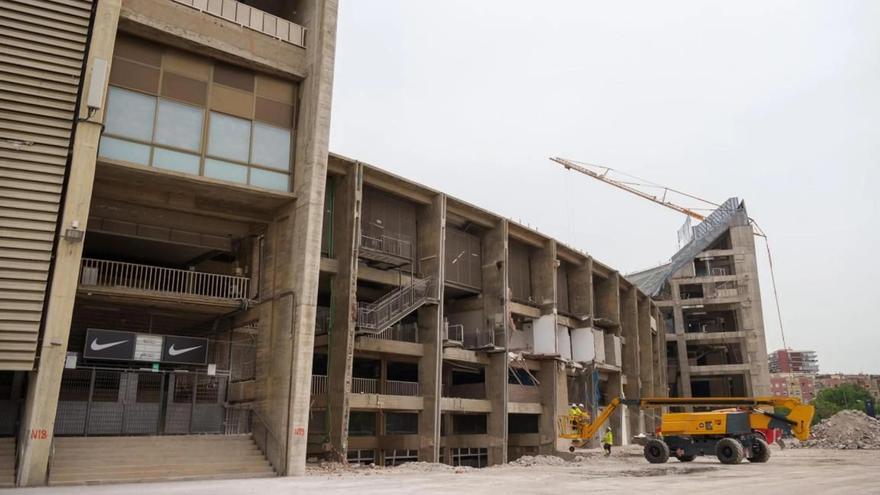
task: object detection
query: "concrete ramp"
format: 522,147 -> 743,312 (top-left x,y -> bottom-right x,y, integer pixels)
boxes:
0,437 -> 14,487
49,435 -> 274,486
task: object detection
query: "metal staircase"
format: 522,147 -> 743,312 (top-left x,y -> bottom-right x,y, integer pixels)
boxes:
357,277 -> 435,335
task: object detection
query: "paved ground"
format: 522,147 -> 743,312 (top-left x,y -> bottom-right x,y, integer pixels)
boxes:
8,448 -> 878,495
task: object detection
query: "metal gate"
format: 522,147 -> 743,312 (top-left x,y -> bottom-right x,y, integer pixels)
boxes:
55,368 -> 227,436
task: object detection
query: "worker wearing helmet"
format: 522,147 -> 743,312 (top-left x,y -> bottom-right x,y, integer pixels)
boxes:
569,404 -> 582,432
602,426 -> 613,456
577,403 -> 590,422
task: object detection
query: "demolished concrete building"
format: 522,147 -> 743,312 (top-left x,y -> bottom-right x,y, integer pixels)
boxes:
0,0 -> 668,486
627,199 -> 771,399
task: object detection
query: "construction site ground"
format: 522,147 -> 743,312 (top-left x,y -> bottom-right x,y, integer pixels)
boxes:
8,446 -> 878,495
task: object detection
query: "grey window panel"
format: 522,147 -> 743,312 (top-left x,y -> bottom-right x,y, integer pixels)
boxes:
153,148 -> 200,175
208,112 -> 251,162
204,158 -> 247,184
104,87 -> 156,141
249,167 -> 289,191
155,99 -> 204,151
99,136 -> 151,165
251,122 -> 291,171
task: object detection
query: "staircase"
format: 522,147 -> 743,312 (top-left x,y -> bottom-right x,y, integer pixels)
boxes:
357,277 -> 434,335
0,437 -> 14,488
49,435 -> 274,486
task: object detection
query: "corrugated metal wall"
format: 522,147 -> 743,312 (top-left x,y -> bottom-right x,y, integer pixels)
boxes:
0,0 -> 93,370
444,227 -> 481,289
361,186 -> 417,255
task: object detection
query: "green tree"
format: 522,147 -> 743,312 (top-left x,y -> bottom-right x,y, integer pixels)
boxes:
810,384 -> 874,424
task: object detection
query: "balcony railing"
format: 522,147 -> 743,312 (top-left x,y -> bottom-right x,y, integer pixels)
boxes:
360,233 -> 413,260
351,377 -> 377,394
360,322 -> 419,343
80,258 -> 250,301
171,0 -> 306,47
311,375 -> 327,395
444,323 -> 464,344
386,380 -> 420,397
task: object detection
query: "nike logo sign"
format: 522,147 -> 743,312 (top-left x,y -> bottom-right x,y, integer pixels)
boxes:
90,339 -> 128,351
168,344 -> 201,356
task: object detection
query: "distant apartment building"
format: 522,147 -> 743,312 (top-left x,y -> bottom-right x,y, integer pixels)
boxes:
628,199 -> 771,399
770,373 -> 816,403
815,374 -> 880,400
769,349 -> 819,374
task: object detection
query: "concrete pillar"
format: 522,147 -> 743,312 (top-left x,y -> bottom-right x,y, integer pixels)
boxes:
673,304 -> 692,398
285,0 -> 338,476
482,220 -> 508,465
417,194 -> 445,462
537,360 -> 568,453
568,257 -> 593,319
530,239 -> 557,315
16,1 -> 121,486
621,284 -> 640,437
637,295 -> 654,431
326,165 -> 361,459
606,372 -> 623,445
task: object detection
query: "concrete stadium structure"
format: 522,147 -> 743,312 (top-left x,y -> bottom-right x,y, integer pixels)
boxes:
0,0 -> 667,486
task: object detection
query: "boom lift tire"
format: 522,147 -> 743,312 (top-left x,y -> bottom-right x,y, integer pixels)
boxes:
748,438 -> 771,463
676,454 -> 696,462
644,439 -> 670,464
716,438 -> 745,464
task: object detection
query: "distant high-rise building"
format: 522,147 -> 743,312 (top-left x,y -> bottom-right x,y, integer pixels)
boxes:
769,349 -> 819,374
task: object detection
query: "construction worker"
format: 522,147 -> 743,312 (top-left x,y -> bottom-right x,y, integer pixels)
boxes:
569,404 -> 582,431
602,426 -> 614,456
577,403 -> 590,422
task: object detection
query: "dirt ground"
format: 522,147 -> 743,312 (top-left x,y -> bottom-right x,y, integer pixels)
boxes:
8,447 -> 879,495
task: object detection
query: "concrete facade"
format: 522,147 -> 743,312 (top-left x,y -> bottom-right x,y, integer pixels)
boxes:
308,155 -> 668,467
628,201 -> 771,401
1,0 -> 668,487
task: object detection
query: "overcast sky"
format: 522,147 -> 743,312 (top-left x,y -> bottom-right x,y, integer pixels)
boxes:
329,1 -> 880,374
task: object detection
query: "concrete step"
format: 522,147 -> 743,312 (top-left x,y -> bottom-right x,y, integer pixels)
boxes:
48,435 -> 274,486
50,469 -> 276,486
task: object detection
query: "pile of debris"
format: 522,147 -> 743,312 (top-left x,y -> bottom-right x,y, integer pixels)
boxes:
508,455 -> 569,467
800,410 -> 880,450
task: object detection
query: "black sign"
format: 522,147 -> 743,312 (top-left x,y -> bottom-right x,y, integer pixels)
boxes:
161,335 -> 208,365
83,329 -> 136,361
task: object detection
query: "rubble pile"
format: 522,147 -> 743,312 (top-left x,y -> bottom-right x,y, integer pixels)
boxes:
801,410 -> 880,450
509,455 -> 568,467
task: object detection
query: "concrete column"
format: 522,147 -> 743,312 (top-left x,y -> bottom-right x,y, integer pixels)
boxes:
285,0 -> 338,476
673,304 -> 692,398
606,372 -> 623,445
482,220 -> 508,465
637,296 -> 654,431
326,166 -> 361,459
568,257 -> 593,320
16,1 -> 121,486
417,194 -> 445,462
530,240 -> 557,315
620,285 -> 640,437
537,360 -> 569,453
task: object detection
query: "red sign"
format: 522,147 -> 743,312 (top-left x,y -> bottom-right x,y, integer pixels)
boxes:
31,429 -> 48,440
293,427 -> 305,437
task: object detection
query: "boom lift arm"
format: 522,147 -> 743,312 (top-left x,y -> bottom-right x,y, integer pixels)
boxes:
563,396 -> 814,442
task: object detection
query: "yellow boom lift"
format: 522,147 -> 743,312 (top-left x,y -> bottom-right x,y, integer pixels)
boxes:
559,396 -> 814,464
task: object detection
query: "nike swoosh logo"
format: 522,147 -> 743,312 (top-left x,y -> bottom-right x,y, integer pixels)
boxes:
168,344 -> 201,356
90,339 -> 128,351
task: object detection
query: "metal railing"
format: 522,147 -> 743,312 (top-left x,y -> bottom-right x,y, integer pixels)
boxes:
444,323 -> 464,344
360,233 -> 413,260
171,0 -> 306,47
351,377 -> 377,394
361,322 -> 419,343
315,306 -> 331,336
80,258 -> 250,301
386,380 -> 420,397
311,375 -> 328,395
357,277 -> 433,333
